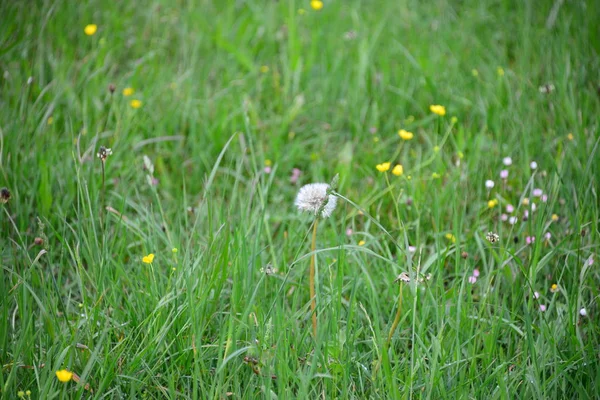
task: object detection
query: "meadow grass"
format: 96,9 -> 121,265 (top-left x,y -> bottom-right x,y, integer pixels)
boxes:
1,0 -> 599,398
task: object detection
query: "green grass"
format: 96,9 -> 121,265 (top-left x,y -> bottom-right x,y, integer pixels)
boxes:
1,0 -> 599,398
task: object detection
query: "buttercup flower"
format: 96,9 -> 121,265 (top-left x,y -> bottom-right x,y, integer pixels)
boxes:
56,369 -> 73,382
445,233 -> 456,243
130,99 -> 142,109
551,214 -> 559,222
376,162 -> 391,172
488,199 -> 498,208
84,24 -> 97,36
567,133 -> 574,140
398,129 -> 413,140
295,183 -> 337,218
123,87 -> 134,96
550,283 -> 558,293
430,104 -> 446,116
142,253 -> 155,264
392,164 -> 404,176
310,0 -> 323,10
358,240 -> 366,246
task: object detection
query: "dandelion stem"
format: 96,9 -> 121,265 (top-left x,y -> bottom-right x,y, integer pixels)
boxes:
386,283 -> 404,348
310,218 -> 319,337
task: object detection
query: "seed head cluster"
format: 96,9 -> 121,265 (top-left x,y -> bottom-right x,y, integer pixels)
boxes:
295,183 -> 337,218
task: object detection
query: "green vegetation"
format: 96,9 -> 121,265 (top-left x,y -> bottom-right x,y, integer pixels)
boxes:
1,0 -> 599,398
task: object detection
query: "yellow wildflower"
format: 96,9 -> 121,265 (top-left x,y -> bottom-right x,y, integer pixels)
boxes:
130,99 -> 142,109
56,369 -> 73,382
551,214 -> 558,222
172,248 -> 178,253
567,133 -> 574,141
550,283 -> 558,293
122,87 -> 134,96
445,233 -> 456,243
47,116 -> 54,125
310,0 -> 323,10
358,240 -> 365,246
142,253 -> 155,264
84,24 -> 97,36
264,159 -> 272,167
430,105 -> 446,116
376,162 -> 391,172
432,172 -> 441,179
488,199 -> 498,209
522,198 -> 529,206
392,164 -> 403,176
398,129 -> 414,140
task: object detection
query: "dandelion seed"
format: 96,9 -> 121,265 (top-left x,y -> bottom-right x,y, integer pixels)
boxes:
430,104 -> 446,116
392,164 -> 404,176
530,161 -> 537,170
56,369 -> 73,382
398,129 -> 413,140
123,87 -> 134,96
485,180 -> 495,189
550,283 -> 558,293
84,24 -> 97,36
500,169 -> 509,179
580,308 -> 587,317
485,232 -> 499,243
503,157 -> 512,166
294,182 -> 337,218
376,162 -> 391,172
142,253 -> 155,264
0,187 -> 11,204
533,188 -> 543,197
130,99 -> 142,109
310,0 -> 323,10
539,304 -> 546,312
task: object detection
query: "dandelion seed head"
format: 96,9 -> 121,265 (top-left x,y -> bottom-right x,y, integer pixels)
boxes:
485,180 -> 495,189
503,157 -> 512,166
295,183 -> 337,218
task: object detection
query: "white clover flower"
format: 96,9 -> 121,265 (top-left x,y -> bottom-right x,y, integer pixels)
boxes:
485,180 -> 495,189
295,183 -> 337,218
580,308 -> 587,317
503,157 -> 512,166
530,161 -> 538,170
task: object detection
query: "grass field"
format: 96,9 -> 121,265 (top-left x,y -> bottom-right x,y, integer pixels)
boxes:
1,0 -> 600,398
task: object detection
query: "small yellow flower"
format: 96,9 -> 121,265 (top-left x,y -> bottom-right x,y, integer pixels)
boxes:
358,240 -> 366,246
47,116 -> 54,125
398,129 -> 414,140
567,133 -> 574,141
488,199 -> 498,209
56,369 -> 73,382
522,198 -> 530,206
430,105 -> 446,116
172,248 -> 178,253
142,253 -> 155,264
122,87 -> 134,96
551,214 -> 559,222
497,66 -> 505,76
445,233 -> 456,243
84,24 -> 98,36
264,159 -> 272,167
376,162 -> 391,172
432,172 -> 441,179
310,0 -> 324,10
259,65 -> 269,73
451,116 -> 458,124
392,164 -> 404,176
471,69 -> 479,77
130,99 -> 142,109
550,283 -> 558,293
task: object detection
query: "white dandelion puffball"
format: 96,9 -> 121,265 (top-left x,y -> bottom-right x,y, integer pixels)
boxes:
295,183 -> 337,218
